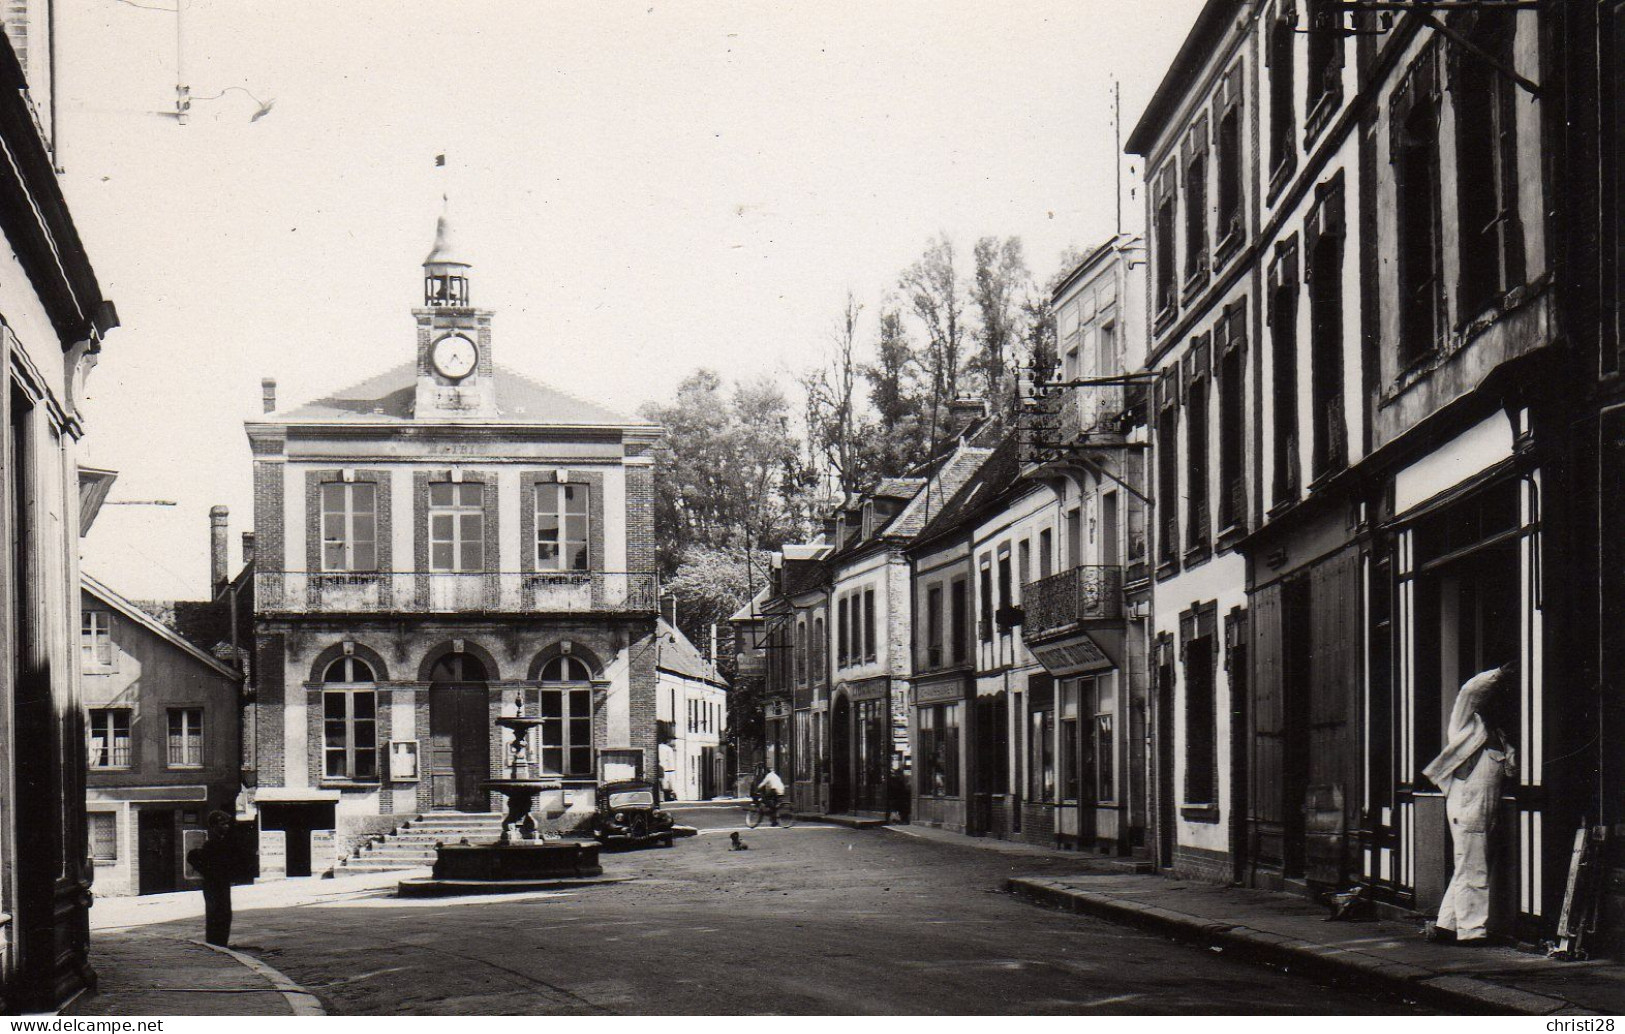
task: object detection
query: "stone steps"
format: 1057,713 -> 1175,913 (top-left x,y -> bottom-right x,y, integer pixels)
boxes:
340,812 -> 507,873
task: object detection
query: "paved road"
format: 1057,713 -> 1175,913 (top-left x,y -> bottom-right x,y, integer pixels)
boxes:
113,804 -> 1434,1015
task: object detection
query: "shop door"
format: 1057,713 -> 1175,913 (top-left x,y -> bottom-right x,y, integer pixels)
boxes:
1414,538 -> 1521,926
429,655 -> 491,811
1282,577 -> 1312,879
700,746 -> 716,799
969,694 -> 1007,836
138,810 -> 178,895
1156,640 -> 1176,868
831,697 -> 852,813
856,699 -> 887,813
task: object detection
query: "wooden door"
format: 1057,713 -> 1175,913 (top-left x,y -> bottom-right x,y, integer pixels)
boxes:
138,810 -> 177,895
1251,583 -> 1286,870
429,681 -> 490,811
831,697 -> 851,813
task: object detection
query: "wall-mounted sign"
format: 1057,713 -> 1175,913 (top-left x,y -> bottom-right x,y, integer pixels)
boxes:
390,740 -> 419,781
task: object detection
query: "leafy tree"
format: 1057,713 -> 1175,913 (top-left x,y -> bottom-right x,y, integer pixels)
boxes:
861,303 -> 934,477
968,235 -> 1031,415
641,370 -> 806,581
898,234 -> 967,439
662,545 -> 771,658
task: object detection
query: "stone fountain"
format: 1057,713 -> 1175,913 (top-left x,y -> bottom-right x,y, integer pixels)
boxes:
398,694 -> 603,896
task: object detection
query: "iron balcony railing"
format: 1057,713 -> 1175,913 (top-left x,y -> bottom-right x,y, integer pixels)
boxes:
1020,565 -> 1124,641
256,570 -> 660,615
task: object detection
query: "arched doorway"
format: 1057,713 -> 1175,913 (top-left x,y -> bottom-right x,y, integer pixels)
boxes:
830,696 -> 852,814
428,653 -> 490,811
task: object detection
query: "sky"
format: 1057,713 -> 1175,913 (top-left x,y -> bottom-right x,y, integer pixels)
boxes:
63,0 -> 1205,600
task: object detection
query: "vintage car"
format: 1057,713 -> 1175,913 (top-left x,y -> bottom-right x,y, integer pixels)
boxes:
592,780 -> 677,848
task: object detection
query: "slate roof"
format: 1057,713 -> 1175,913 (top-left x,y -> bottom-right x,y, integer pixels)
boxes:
656,618 -> 726,687
909,428 -> 1024,550
729,585 -> 771,623
881,445 -> 992,540
872,477 -> 926,500
275,361 -> 649,427
780,557 -> 830,597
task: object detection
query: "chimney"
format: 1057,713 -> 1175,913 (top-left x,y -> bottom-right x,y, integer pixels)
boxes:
261,378 -> 277,414
947,395 -> 988,438
659,594 -> 678,628
210,505 -> 230,592
241,531 -> 256,566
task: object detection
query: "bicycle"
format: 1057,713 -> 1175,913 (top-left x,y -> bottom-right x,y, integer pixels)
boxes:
744,797 -> 797,829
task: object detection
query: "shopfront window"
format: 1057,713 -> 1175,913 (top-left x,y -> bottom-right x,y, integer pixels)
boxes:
794,711 -> 811,782
1029,704 -> 1055,802
917,702 -> 961,798
1059,681 -> 1081,802
1094,676 -> 1117,803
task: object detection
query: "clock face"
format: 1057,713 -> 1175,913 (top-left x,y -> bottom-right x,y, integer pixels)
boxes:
432,335 -> 477,380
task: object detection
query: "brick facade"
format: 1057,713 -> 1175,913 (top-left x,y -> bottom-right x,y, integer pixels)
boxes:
254,633 -> 286,785
252,459 -> 284,569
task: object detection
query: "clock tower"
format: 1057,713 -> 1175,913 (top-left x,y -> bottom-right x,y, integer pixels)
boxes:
414,196 -> 498,420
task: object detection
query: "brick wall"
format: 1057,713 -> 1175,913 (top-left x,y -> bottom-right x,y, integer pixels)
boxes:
625,464 -> 656,573
1021,802 -> 1056,847
1174,844 -> 1232,884
628,621 -> 659,777
254,634 -> 285,785
251,458 -> 284,569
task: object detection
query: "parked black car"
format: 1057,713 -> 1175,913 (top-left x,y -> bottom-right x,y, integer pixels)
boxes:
593,780 -> 676,848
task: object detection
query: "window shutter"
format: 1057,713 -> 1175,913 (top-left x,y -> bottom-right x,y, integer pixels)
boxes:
1222,63 -> 1243,116
1155,165 -> 1176,206
1183,114 -> 1209,167
1389,45 -> 1440,160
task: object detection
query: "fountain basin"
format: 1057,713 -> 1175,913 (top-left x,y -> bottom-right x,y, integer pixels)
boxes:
430,839 -> 602,881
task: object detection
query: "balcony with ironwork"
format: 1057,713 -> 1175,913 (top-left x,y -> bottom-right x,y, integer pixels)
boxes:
1021,565 -> 1124,640
1021,564 -> 1127,675
255,570 -> 660,616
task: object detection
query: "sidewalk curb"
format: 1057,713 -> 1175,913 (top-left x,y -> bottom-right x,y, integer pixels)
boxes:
1008,877 -> 1584,1016
193,940 -> 326,1016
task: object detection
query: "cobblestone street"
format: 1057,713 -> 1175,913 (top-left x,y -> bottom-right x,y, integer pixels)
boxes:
81,805 -> 1433,1015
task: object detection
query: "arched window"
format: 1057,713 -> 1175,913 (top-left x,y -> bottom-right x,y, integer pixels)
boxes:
428,654 -> 487,683
322,657 -> 377,781
538,655 -> 593,777
539,656 -> 591,682
324,656 -> 375,684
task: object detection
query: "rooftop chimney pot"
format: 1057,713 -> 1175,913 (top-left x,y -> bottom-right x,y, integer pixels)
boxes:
261,378 -> 277,414
210,506 -> 229,592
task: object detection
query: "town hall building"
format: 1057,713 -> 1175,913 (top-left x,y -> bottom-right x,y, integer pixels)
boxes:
242,200 -> 663,876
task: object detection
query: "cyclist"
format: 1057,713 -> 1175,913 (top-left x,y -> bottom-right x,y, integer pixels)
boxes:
755,766 -> 787,826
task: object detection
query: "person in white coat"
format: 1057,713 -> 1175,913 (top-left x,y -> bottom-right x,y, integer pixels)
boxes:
1422,662 -> 1517,943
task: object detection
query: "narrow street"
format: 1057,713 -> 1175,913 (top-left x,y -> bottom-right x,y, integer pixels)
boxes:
90,806 -> 1433,1015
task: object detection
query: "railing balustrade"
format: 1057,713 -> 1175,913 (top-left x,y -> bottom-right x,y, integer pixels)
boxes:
255,570 -> 660,615
1020,565 -> 1124,640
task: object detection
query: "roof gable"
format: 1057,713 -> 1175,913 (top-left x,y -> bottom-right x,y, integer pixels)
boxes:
82,573 -> 241,681
272,361 -> 652,428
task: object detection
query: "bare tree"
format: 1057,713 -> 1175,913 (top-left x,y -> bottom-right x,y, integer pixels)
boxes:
802,291 -> 868,499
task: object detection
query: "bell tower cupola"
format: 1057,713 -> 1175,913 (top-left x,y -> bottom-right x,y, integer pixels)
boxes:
413,195 -> 497,420
422,194 -> 471,307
